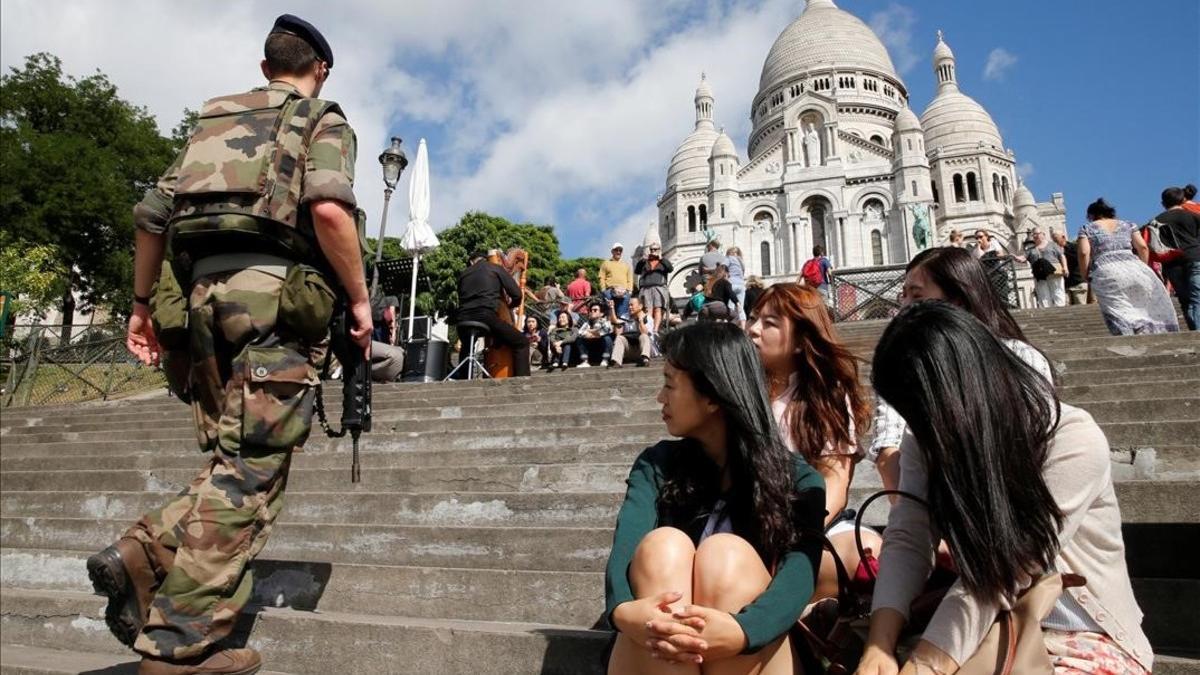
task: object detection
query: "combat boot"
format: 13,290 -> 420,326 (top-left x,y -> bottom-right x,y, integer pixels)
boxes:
138,648 -> 262,675
86,537 -> 157,648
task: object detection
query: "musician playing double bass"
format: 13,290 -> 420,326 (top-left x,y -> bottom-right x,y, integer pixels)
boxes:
456,250 -> 531,377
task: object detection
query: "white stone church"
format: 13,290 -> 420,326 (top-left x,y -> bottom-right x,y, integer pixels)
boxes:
654,0 -> 1065,295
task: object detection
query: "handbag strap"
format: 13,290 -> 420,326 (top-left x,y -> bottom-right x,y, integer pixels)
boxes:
854,489 -> 929,582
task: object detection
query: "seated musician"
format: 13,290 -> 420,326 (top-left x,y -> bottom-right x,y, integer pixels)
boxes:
456,250 -> 531,377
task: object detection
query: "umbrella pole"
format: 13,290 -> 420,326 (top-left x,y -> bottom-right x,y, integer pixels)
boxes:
408,251 -> 420,340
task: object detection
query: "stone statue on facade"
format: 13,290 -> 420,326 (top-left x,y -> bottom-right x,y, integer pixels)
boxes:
909,203 -> 931,250
803,123 -> 821,168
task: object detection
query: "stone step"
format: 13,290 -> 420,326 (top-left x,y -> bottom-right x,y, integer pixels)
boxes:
0,441 -> 648,473
1049,352 -> 1199,372
2,545 -> 1195,639
1,517 -> 613,573
0,548 -> 605,627
1098,420 -> 1200,448
0,382 -> 667,425
9,382 -> 1194,442
0,588 -> 610,675
0,489 -> 625,528
1060,380 -> 1198,403
0,422 -> 668,457
0,408 -> 663,444
0,644 -> 292,675
0,462 -> 641,495
1131,577 -> 1200,655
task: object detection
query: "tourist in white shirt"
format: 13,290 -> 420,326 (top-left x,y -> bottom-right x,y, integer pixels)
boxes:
970,229 -> 1007,258
868,247 -> 1053,495
856,301 -> 1151,675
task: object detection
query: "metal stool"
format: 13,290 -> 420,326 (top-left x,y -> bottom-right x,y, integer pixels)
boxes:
444,320 -> 492,381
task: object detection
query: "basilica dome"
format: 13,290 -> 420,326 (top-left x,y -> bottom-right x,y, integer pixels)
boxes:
666,127 -> 720,189
758,0 -> 898,95
921,34 -> 1004,152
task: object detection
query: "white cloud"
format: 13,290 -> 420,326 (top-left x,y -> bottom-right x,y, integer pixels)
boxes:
869,4 -> 920,75
983,47 -> 1018,81
0,0 -> 814,258
1017,162 -> 1035,180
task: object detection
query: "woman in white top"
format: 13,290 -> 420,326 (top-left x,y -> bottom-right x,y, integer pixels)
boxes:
970,229 -> 1007,258
856,301 -> 1151,675
747,282 -> 878,601
869,246 -> 1054,494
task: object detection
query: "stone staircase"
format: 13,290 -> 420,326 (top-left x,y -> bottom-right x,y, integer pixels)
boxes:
1,304 -> 1196,674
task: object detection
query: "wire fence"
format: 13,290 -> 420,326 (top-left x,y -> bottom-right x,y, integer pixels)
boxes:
829,257 -> 1018,322
1,322 -> 164,408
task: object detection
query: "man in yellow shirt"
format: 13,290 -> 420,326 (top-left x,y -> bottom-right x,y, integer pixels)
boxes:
599,242 -> 634,319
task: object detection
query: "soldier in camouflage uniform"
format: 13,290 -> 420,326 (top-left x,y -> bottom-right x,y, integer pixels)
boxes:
86,15 -> 372,675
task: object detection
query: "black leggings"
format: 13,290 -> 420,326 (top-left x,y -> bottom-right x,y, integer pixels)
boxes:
457,311 -> 531,377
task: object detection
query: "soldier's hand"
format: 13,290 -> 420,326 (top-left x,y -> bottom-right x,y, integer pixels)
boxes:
126,304 -> 162,366
349,298 -> 373,356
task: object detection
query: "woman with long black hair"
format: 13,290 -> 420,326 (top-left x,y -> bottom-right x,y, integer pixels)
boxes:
604,322 -> 826,674
868,246 -> 1054,494
856,302 -> 1151,675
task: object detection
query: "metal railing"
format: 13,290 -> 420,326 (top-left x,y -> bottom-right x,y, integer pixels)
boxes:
2,322 -> 164,408
829,257 -> 1018,322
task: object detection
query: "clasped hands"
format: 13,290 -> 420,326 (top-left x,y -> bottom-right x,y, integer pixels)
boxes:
613,591 -> 747,665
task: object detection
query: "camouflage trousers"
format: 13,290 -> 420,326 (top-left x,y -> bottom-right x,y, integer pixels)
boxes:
124,267 -> 321,659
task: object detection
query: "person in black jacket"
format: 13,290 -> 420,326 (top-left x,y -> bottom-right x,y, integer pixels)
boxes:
456,251 -> 530,376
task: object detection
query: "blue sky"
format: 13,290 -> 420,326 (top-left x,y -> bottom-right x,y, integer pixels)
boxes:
3,0 -> 1197,257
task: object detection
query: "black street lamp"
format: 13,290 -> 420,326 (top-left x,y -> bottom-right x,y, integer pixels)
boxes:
371,136 -> 408,297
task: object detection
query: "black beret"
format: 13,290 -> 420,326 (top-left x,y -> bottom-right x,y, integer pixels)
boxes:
270,14 -> 334,69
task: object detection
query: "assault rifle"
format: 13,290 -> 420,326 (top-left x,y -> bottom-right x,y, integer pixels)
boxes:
316,299 -> 372,483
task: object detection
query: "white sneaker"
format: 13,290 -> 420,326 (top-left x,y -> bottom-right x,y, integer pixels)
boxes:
577,362 -> 590,369
600,358 -> 609,367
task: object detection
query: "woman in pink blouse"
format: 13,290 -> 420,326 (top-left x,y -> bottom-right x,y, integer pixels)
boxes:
748,282 -> 877,601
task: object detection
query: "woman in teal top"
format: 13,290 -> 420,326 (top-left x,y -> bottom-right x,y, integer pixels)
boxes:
605,322 -> 826,674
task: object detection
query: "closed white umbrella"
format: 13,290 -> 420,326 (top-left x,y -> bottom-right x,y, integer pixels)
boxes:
399,139 -> 438,339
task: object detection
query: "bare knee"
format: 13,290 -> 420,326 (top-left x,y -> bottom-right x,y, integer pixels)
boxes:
693,533 -> 769,611
630,527 -> 695,593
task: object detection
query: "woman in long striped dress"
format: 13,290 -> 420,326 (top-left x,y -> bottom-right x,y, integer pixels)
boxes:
1077,198 -> 1179,335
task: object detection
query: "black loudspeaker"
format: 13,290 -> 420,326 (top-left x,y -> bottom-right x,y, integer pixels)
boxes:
401,339 -> 449,383
400,316 -> 432,342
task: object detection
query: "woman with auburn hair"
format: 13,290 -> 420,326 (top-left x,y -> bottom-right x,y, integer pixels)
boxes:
604,322 -> 826,674
747,282 -> 877,600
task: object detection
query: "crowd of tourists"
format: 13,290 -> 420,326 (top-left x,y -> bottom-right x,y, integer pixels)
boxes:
945,184 -> 1198,333
603,245 -> 1156,675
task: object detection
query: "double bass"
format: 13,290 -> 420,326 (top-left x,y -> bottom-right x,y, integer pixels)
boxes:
483,247 -> 529,379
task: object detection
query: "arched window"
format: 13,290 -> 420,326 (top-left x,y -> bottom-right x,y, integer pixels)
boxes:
699,204 -> 708,226
911,180 -> 919,196
863,198 -> 885,222
992,174 -> 1001,202
1001,176 -> 1011,203
761,241 -> 772,276
953,174 -> 965,202
720,203 -> 726,218
719,164 -> 724,176
932,181 -> 940,204
906,138 -> 913,151
967,172 -> 979,201
687,205 -> 697,232
871,230 -> 884,265
870,134 -> 884,145
810,203 -> 828,252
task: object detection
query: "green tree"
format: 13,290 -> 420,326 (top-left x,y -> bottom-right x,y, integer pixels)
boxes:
0,231 -> 68,325
369,211 -> 603,316
0,53 -> 179,336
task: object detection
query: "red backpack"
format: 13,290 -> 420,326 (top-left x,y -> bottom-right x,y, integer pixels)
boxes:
801,257 -> 825,286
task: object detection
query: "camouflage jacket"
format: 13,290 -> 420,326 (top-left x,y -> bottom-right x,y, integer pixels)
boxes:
134,82 -> 357,255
